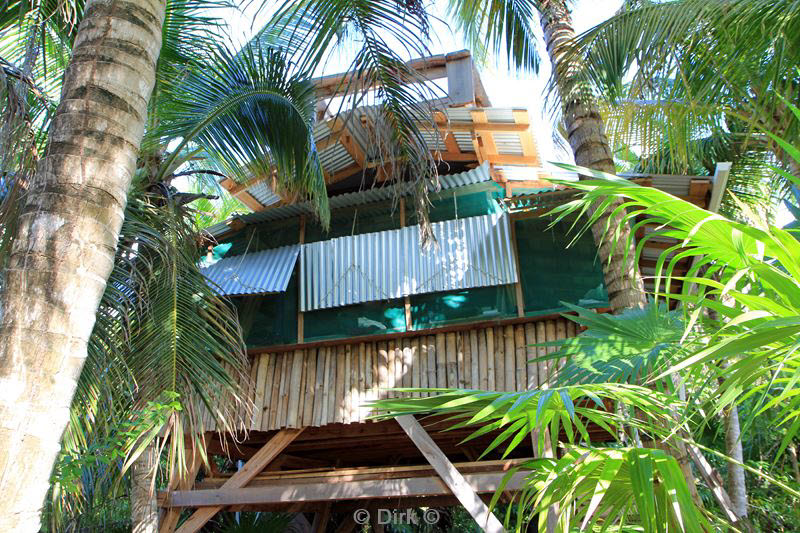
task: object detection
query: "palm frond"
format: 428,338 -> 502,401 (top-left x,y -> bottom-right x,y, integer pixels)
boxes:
153,42 -> 329,224
548,160 -> 800,450
265,0 -> 442,239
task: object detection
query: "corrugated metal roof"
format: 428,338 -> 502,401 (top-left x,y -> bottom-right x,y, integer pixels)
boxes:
201,245 -> 300,296
299,212 -> 518,311
206,163 -> 495,237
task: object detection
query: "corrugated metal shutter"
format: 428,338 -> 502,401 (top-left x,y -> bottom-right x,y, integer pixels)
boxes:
202,245 -> 299,296
300,213 -> 518,311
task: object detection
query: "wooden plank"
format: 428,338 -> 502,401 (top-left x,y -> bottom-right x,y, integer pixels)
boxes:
445,332 -> 458,388
366,343 -> 376,408
411,338 -> 421,397
524,323 -> 537,389
401,338 -> 412,389
446,55 -> 476,106
343,344 -> 352,424
335,345 -> 345,423
357,342 -> 367,421
173,429 -> 304,533
395,344 -> 405,397
422,121 -> 530,133
319,348 -> 331,426
170,470 -> 526,509
302,350 -> 317,426
426,337 -> 437,393
545,320 -> 557,385
395,415 -> 506,533
435,334 -> 447,388
504,325 -> 515,391
327,348 -> 336,425
514,325 -> 526,392
487,154 -> 538,165
459,332 -> 469,389
486,328 -> 496,390
419,338 -> 429,395
536,321 -> 548,388
470,111 -> 498,160
313,349 -> 326,427
387,341 -> 397,398
494,326 -> 505,390
378,342 -> 389,400
478,329 -> 489,390
267,355 -> 282,429
252,356 -> 268,430
287,350 -> 304,429
469,330 -> 479,389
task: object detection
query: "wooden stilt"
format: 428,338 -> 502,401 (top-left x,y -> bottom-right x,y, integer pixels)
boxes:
311,502 -> 332,533
159,448 -> 203,533
173,428 -> 304,533
395,415 -> 505,533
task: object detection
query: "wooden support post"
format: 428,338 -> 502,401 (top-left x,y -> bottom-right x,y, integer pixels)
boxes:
312,503 -> 332,533
395,415 -> 505,533
174,428 -> 304,533
509,217 -> 525,318
399,198 -> 413,332
159,447 -> 203,533
298,216 -> 306,343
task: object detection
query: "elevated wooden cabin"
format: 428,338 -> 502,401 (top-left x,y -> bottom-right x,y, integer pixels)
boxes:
159,52 -> 731,533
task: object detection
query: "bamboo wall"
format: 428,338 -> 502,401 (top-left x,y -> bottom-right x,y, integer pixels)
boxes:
234,317 -> 577,432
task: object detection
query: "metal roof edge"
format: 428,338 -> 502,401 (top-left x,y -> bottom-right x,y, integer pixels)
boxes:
205,163 -> 493,238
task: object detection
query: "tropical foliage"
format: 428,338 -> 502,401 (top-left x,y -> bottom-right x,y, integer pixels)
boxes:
370,98 -> 800,533
566,0 -> 800,218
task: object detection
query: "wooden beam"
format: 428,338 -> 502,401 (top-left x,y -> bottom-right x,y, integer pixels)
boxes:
422,121 -> 530,133
174,428 -> 304,533
512,110 -> 538,164
486,154 -> 539,165
396,415 -> 506,533
311,51 -> 470,98
166,470 -> 526,507
327,162 -> 364,185
433,111 -> 461,153
470,111 -> 498,160
248,309 -> 610,355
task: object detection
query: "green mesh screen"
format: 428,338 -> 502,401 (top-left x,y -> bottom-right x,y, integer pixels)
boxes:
235,272 -> 298,346
410,285 -> 516,329
406,190 -> 502,225
303,299 -> 406,341
223,217 -> 301,257
515,217 -> 608,314
305,203 -> 402,243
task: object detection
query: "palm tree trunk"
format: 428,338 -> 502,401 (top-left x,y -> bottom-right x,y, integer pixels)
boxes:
539,0 -> 707,511
539,0 -> 646,313
132,442 -> 160,533
725,405 -> 748,519
0,0 -> 166,529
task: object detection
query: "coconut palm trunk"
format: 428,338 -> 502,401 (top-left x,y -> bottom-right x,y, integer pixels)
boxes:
0,0 -> 166,529
538,0 -> 709,510
539,0 -> 646,313
132,443 -> 160,533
